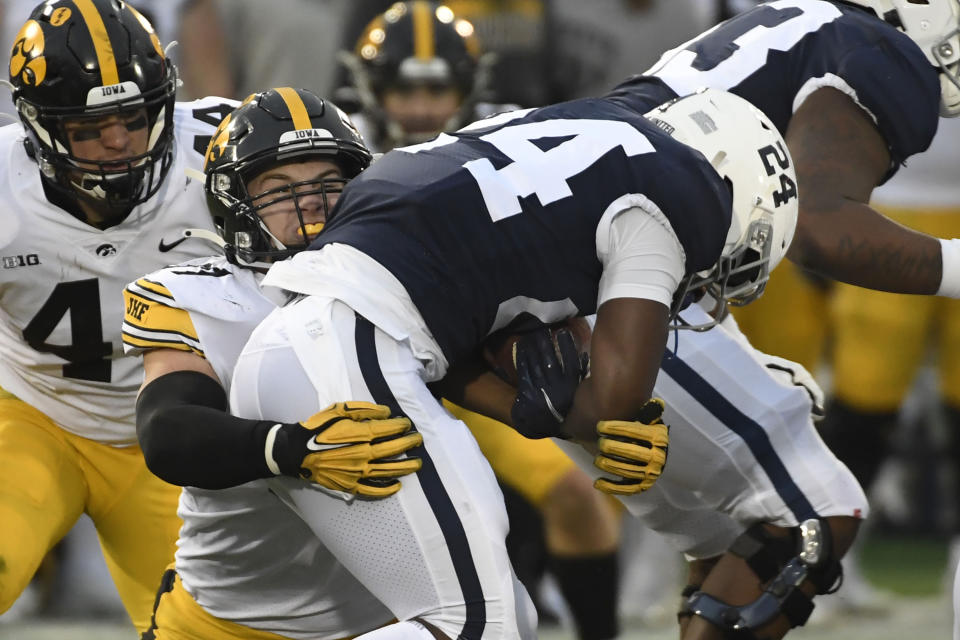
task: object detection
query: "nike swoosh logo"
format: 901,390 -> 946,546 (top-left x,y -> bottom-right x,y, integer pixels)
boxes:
306,438 -> 332,452
158,236 -> 187,252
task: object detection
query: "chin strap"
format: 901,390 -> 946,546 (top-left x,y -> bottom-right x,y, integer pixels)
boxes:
182,228 -> 274,272
182,227 -> 226,249
683,519 -> 843,639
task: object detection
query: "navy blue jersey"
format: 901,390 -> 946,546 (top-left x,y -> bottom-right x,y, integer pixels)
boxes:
608,0 -> 940,180
316,98 -> 731,363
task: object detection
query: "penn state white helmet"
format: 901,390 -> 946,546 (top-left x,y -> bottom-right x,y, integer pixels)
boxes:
846,0 -> 960,116
644,88 -> 799,322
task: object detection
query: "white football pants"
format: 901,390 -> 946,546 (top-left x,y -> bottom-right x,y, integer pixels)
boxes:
560,303 -> 869,559
231,295 -> 536,640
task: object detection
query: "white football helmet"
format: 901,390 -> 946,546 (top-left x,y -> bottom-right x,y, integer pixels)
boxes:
845,0 -> 960,116
644,88 -> 799,328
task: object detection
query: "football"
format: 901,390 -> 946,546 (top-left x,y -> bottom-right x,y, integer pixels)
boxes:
482,317 -> 592,386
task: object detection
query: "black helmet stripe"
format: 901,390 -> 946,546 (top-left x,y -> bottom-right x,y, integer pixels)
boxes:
274,87 -> 313,130
71,0 -> 120,86
412,0 -> 435,60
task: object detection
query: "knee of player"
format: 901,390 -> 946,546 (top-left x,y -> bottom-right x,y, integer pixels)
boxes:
818,515 -> 860,560
0,554 -> 42,614
681,517 -> 857,638
0,575 -> 17,614
541,467 -> 617,522
539,468 -> 620,549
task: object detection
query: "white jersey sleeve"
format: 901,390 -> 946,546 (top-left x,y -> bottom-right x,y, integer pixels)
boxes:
0,97 -> 237,445
596,204 -> 686,308
122,256 -> 277,389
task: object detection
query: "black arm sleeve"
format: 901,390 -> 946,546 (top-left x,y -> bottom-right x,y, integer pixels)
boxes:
136,370 -> 276,489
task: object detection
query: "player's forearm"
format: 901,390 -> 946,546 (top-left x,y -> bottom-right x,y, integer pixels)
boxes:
561,373 -> 655,452
561,379 -> 606,451
561,298 -> 665,445
788,198 -> 943,294
136,370 -> 274,489
785,87 -> 946,294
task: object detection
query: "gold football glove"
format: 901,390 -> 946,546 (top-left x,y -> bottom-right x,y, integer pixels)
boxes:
593,398 -> 669,496
267,401 -> 422,498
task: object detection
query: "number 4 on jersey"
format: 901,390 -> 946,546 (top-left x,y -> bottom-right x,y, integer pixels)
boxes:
465,119 -> 656,222
22,279 -> 112,382
402,116 -> 656,222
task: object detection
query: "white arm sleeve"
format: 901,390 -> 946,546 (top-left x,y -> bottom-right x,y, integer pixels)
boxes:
596,202 -> 686,308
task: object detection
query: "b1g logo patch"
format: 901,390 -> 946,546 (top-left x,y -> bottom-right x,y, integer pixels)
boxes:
3,254 -> 40,269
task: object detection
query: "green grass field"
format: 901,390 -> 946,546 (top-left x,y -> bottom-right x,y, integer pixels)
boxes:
861,534 -> 950,596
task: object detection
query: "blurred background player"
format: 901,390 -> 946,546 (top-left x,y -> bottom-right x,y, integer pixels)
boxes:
338,5 -> 622,638
0,0 -> 234,630
823,116 -> 960,606
338,1 -> 497,151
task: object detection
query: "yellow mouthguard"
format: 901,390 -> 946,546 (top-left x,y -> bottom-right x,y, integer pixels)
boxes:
297,222 -> 325,237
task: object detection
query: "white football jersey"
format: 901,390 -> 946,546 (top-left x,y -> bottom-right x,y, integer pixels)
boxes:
0,96 -> 236,445
122,257 -> 278,389
122,256 -> 394,638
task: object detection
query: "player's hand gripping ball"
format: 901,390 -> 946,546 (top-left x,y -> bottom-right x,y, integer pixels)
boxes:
482,317 -> 592,386
484,318 -> 591,439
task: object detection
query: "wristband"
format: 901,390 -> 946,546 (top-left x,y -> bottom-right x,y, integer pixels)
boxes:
938,238 -> 960,298
264,423 -> 284,476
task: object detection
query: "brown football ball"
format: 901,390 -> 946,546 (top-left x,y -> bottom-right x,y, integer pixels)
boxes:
482,317 -> 592,385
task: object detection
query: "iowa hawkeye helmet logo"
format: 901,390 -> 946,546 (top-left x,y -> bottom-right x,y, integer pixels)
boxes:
9,19 -> 46,86
204,113 -> 233,168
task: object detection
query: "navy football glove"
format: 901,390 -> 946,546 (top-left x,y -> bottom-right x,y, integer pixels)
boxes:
510,328 -> 589,439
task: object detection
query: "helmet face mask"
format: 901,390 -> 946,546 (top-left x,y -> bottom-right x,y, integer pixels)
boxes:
203,88 -> 373,269
228,171 -> 350,264
646,88 -> 800,330
9,1 -> 178,220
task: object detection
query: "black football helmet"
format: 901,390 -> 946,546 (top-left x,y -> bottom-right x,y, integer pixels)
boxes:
341,1 -> 489,147
203,87 -> 372,267
9,0 -> 177,221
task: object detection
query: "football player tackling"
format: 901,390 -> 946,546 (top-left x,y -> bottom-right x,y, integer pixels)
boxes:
226,87 -> 803,640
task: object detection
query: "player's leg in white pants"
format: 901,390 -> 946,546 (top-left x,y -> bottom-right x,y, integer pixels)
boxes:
557,303 -> 868,557
231,296 -> 536,640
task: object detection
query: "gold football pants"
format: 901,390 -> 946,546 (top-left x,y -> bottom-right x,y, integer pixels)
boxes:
445,402 -> 576,506
144,569 -> 299,640
831,207 -> 960,411
731,259 -> 831,372
0,391 -> 181,632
